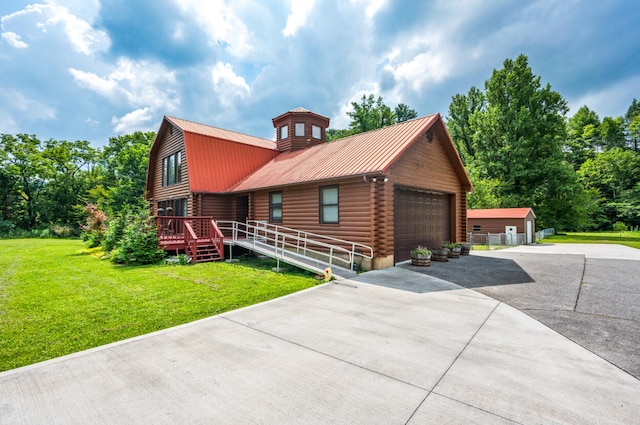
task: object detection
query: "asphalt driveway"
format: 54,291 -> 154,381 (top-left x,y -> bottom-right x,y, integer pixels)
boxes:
399,243 -> 640,378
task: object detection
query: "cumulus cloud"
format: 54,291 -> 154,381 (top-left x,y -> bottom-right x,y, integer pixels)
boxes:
211,62 -> 250,106
112,107 -> 153,134
0,3 -> 109,55
282,0 -> 316,37
172,0 -> 254,58
1,31 -> 28,48
70,58 -> 179,109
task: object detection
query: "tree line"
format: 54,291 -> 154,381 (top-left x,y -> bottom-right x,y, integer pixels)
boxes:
447,54 -> 639,231
0,132 -> 154,237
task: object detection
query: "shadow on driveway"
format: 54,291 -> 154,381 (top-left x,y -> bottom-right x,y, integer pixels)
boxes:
398,254 -> 535,288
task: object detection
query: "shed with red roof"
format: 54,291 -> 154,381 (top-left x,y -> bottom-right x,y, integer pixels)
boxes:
146,108 -> 473,269
467,208 -> 536,244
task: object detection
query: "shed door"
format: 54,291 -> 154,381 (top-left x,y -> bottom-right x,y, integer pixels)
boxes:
394,189 -> 450,262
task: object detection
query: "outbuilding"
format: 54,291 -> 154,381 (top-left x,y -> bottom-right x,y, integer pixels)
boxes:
467,208 -> 536,244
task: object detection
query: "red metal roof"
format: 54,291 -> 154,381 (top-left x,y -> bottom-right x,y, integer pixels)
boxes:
184,133 -> 279,193
467,208 -> 535,219
163,116 -> 279,193
166,116 -> 277,151
231,114 -> 446,191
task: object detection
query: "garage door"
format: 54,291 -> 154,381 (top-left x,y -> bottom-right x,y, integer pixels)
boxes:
394,189 -> 450,262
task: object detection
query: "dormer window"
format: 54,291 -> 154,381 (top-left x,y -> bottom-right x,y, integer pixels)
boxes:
279,125 -> 288,140
312,125 -> 321,139
295,122 -> 305,137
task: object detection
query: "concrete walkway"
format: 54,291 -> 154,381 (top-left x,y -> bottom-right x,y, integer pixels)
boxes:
1,265 -> 639,423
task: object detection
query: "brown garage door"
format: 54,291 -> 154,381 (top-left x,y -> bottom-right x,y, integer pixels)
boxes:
394,189 -> 450,262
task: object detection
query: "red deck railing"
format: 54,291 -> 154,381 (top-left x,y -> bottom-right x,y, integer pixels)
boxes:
156,216 -> 224,261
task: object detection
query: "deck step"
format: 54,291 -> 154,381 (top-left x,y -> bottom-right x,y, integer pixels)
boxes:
195,244 -> 223,262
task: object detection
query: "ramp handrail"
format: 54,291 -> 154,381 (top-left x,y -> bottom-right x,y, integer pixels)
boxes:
217,220 -> 373,271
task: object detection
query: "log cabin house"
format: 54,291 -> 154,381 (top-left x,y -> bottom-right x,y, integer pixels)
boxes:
145,107 -> 472,269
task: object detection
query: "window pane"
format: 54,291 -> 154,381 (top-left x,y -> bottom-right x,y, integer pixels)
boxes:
162,158 -> 168,186
168,155 -> 175,185
176,152 -> 181,183
323,206 -> 338,223
295,122 -> 305,136
271,192 -> 282,204
280,125 -> 288,139
312,125 -> 321,139
322,187 -> 338,204
272,207 -> 282,220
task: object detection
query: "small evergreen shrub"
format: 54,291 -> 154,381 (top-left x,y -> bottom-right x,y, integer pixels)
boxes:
102,213 -> 127,252
110,208 -> 165,265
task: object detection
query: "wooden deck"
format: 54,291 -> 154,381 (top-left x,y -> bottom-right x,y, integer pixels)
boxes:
156,216 -> 224,263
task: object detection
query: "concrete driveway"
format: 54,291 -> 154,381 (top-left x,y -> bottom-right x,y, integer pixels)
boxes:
1,247 -> 639,424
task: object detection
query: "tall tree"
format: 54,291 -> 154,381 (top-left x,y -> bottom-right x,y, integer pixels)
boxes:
41,139 -> 98,226
564,106 -> 600,169
347,94 -> 396,133
578,148 -> 640,227
0,134 -> 47,229
626,98 -> 640,151
394,103 -> 418,123
447,54 -> 589,230
101,131 -> 155,214
600,116 -> 626,151
446,86 -> 485,163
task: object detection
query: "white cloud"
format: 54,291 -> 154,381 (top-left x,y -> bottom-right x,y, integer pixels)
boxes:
350,0 -> 387,21
381,34 -> 453,94
282,0 -> 316,37
111,107 -> 153,134
1,31 -> 28,48
69,68 -> 119,99
211,62 -> 250,107
70,59 -> 179,110
172,0 -> 254,58
1,3 -> 109,55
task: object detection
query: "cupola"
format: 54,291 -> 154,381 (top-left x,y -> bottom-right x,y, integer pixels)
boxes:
272,107 -> 330,152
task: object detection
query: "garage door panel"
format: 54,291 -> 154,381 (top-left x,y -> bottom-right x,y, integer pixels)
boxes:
394,189 -> 450,262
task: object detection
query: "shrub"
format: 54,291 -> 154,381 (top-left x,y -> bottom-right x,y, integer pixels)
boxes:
102,213 -> 127,252
80,204 -> 108,248
613,221 -> 627,235
110,208 -> 165,265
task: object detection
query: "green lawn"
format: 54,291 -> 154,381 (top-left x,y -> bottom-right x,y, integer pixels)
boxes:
0,239 -> 318,372
544,231 -> 640,250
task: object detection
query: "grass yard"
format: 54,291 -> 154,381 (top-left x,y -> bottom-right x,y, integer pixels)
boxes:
544,231 -> 640,250
0,239 -> 318,372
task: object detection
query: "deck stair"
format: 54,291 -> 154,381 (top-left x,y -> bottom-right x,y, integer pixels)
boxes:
217,220 -> 373,280
191,243 -> 223,262
156,217 -> 225,264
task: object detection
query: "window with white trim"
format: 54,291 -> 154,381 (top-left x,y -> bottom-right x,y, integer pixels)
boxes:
312,125 -> 321,139
269,192 -> 283,223
319,185 -> 339,224
295,122 -> 305,137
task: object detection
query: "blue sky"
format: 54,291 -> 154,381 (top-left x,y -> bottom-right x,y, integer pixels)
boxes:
1,0 -> 639,147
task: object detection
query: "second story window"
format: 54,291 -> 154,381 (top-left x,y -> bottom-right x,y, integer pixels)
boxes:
162,151 -> 181,186
295,122 -> 305,137
312,125 -> 321,139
